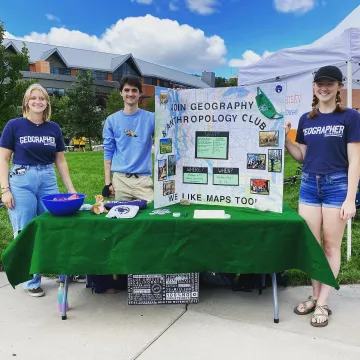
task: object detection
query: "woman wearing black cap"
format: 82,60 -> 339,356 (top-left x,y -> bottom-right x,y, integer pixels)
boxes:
285,65 -> 360,327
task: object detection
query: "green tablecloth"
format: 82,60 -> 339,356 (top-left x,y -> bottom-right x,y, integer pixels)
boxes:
2,203 -> 339,289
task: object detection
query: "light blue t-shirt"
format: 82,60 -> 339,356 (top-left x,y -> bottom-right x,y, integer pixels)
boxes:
103,109 -> 155,176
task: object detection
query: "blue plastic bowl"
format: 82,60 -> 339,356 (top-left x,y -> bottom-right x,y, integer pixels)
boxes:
41,193 -> 86,216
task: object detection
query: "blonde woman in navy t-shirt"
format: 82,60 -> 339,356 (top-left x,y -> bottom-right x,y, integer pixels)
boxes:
285,66 -> 360,327
0,84 -> 77,297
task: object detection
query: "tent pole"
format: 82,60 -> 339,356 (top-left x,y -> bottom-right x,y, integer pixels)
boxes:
346,60 -> 353,262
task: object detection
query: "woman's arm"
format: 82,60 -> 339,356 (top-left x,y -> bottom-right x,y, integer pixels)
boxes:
0,147 -> 12,189
0,147 -> 14,209
285,137 -> 307,163
54,152 -> 76,193
284,122 -> 307,163
341,142 -> 360,219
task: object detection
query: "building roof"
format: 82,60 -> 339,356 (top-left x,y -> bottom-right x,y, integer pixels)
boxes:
4,39 -> 210,88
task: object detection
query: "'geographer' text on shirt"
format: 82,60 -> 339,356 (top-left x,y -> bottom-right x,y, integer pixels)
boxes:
19,136 -> 56,146
303,125 -> 344,137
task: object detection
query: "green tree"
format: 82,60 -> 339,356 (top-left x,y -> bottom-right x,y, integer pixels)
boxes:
106,89 -> 123,117
50,95 -> 70,136
141,96 -> 155,112
215,77 -> 228,87
0,22 -> 31,131
215,76 -> 237,88
66,70 -> 105,148
228,76 -> 238,87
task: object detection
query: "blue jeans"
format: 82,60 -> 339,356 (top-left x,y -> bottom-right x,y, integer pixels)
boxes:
8,164 -> 61,290
299,171 -> 348,208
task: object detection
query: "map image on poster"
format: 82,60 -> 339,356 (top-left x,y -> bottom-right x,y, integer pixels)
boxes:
128,273 -> 199,305
154,84 -> 285,213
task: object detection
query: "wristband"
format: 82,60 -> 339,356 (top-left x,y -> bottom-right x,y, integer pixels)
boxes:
1,186 -> 10,190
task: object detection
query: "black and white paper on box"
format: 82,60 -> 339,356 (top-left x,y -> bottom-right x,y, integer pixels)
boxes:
128,273 -> 199,305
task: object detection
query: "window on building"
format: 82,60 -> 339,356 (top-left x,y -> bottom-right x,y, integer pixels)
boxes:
112,60 -> 140,82
50,66 -> 71,76
46,88 -> 66,96
159,80 -> 170,88
144,77 -> 157,86
93,71 -> 108,81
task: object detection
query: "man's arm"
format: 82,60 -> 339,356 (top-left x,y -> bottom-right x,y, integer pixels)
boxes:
104,160 -> 112,185
103,117 -> 116,197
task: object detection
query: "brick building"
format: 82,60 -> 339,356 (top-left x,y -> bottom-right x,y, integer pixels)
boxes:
4,39 -> 214,103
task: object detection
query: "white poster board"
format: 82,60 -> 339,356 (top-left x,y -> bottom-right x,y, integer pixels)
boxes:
154,84 -> 286,213
283,72 -> 313,129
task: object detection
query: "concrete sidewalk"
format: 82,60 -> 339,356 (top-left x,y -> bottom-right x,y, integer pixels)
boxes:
0,272 -> 359,360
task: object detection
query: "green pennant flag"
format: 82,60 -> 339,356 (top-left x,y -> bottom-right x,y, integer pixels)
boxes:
256,87 -> 283,120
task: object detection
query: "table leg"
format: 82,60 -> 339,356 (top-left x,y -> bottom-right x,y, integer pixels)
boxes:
62,275 -> 69,320
259,274 -> 266,295
271,273 -> 279,323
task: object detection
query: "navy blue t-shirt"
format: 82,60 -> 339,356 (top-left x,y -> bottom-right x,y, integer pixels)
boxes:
295,109 -> 360,174
0,117 -> 65,165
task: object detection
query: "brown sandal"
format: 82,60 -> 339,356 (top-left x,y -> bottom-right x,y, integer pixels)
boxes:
310,305 -> 331,327
294,296 -> 317,315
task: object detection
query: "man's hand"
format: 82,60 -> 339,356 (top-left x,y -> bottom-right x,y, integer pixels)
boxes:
102,184 -> 115,198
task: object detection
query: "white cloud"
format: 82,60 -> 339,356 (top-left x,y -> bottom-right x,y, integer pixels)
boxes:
12,15 -> 227,72
46,13 -> 61,22
169,1 -> 179,11
185,0 -> 219,15
130,0 -> 153,4
228,50 -> 272,68
273,0 -> 315,14
4,31 -> 15,39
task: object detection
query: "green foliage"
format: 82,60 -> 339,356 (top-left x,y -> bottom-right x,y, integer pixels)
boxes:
141,96 -> 155,112
215,76 -> 237,88
66,70 -> 106,145
50,95 -> 70,136
106,89 -> 124,117
0,22 -> 32,131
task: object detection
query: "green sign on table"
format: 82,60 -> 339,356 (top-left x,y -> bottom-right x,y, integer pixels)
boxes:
195,131 -> 229,160
213,168 -> 239,186
183,167 -> 208,184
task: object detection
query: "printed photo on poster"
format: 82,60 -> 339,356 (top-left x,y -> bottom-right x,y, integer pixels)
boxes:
268,149 -> 282,173
259,131 -> 279,147
160,91 -> 168,104
247,154 -> 266,170
163,180 -> 175,196
160,138 -> 173,154
168,155 -> 176,176
158,159 -> 167,181
250,179 -> 270,195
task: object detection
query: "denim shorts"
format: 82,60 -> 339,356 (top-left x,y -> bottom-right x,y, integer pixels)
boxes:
299,171 -> 348,208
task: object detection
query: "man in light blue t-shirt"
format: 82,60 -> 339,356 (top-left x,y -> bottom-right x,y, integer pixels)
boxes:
102,76 -> 155,202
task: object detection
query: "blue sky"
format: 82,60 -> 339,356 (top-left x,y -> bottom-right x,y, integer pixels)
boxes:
1,0 -> 359,78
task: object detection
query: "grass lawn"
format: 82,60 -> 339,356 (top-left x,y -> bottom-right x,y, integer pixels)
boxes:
1,151 -> 359,285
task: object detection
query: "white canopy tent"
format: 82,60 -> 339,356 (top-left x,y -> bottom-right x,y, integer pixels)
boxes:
238,6 -> 360,262
238,6 -> 360,89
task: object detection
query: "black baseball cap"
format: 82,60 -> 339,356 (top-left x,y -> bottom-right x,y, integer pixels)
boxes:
314,65 -> 343,82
